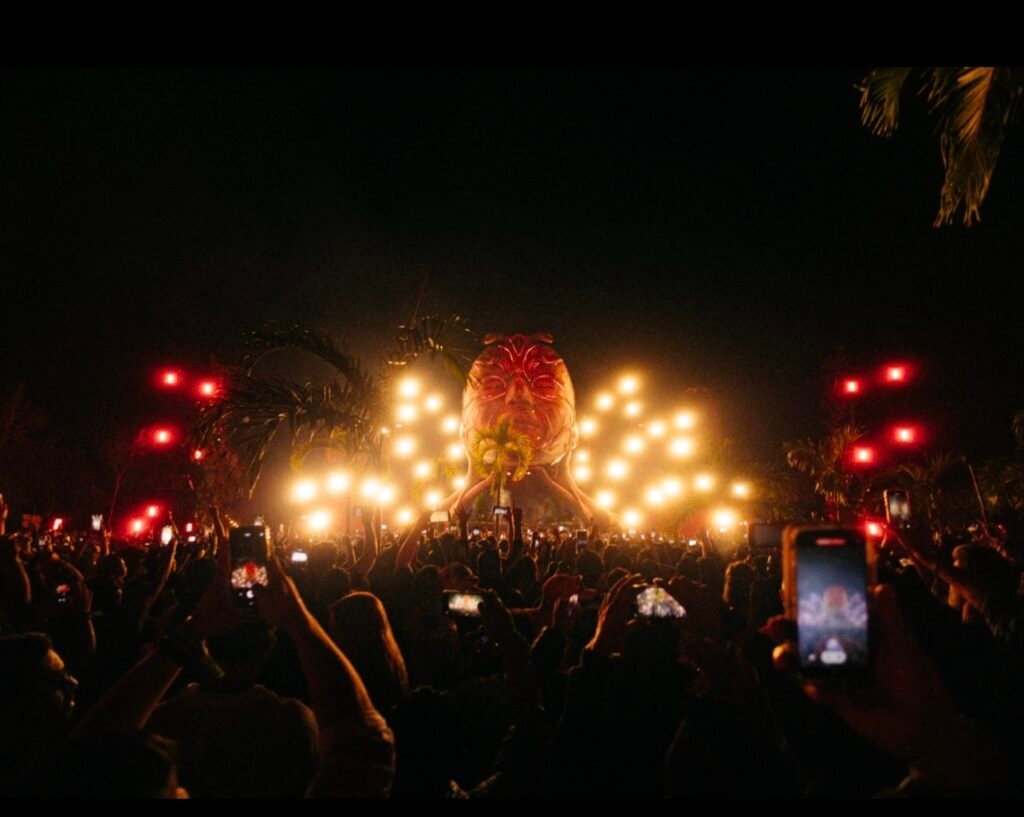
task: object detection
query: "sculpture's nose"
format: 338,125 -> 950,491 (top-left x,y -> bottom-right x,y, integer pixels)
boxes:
505,376 -> 534,408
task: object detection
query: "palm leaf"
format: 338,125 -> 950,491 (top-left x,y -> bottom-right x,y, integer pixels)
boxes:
245,323 -> 378,404
933,67 -> 1017,226
858,67 -> 912,136
383,314 -> 478,385
860,65 -> 1023,226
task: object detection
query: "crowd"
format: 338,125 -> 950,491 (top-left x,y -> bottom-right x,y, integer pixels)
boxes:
2,492 -> 1022,798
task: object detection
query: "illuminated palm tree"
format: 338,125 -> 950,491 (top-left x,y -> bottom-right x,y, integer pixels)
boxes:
467,418 -> 533,502
859,67 -> 1023,226
194,315 -> 477,496
893,452 -> 962,528
785,424 -> 868,520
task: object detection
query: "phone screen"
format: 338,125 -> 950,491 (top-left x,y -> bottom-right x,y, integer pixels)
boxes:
446,592 -> 484,617
492,506 -> 509,517
56,583 -> 71,604
291,549 -> 308,564
793,529 -> 870,675
430,510 -> 450,524
884,490 -> 911,531
635,586 -> 686,619
576,529 -> 588,547
230,526 -> 270,606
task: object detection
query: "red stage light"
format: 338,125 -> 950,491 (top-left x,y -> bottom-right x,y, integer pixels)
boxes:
843,378 -> 861,395
153,428 -> 173,445
161,370 -> 182,387
198,381 -> 218,398
852,446 -> 875,465
866,521 -> 883,538
146,505 -> 159,518
885,365 -> 907,383
193,448 -> 205,461
894,426 -> 917,444
185,522 -> 194,533
131,519 -> 144,534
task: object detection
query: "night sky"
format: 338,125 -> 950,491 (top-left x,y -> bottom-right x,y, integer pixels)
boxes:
3,66 -> 1023,495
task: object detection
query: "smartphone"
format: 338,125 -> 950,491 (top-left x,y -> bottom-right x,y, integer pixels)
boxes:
576,529 -> 588,547
635,586 -> 686,619
56,583 -> 71,605
160,525 -> 174,545
492,506 -> 509,517
291,549 -> 308,564
883,490 -> 912,531
91,514 -> 104,532
431,510 -> 450,524
567,593 -> 580,615
229,526 -> 271,607
783,527 -> 873,679
472,527 -> 481,537
446,591 -> 484,617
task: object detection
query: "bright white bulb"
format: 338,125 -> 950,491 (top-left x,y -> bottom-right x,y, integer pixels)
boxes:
624,435 -> 645,454
326,473 -> 350,494
394,436 -> 416,457
308,510 -> 331,531
669,437 -> 695,458
674,411 -> 696,430
606,460 -> 628,480
694,474 -> 714,492
398,378 -> 421,399
424,394 -> 443,413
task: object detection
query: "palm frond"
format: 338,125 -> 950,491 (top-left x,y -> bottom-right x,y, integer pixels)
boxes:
933,67 -> 1017,226
858,67 -> 912,136
861,66 -> 1023,227
195,374 -> 372,495
245,323 -> 377,403
383,314 -> 478,385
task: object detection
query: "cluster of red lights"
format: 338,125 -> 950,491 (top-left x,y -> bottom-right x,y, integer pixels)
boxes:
840,363 -> 912,398
126,505 -> 198,538
159,369 -> 221,400
839,361 -> 924,468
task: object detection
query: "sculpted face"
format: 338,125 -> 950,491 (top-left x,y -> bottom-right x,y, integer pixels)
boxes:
461,333 -> 577,466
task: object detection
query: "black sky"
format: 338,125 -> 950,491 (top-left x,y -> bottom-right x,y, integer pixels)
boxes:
3,65 -> 1022,471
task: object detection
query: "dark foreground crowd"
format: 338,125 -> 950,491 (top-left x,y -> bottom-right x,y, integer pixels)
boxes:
2,497 -> 1023,798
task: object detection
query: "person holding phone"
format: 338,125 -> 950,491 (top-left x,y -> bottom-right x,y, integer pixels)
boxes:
792,584 -> 1011,795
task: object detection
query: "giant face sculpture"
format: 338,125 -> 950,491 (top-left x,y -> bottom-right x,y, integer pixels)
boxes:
461,333 -> 578,466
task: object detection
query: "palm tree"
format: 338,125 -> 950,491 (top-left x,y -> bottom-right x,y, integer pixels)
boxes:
785,424 -> 868,520
467,418 -> 533,503
194,315 -> 477,496
892,452 -> 962,528
859,67 -> 1023,226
